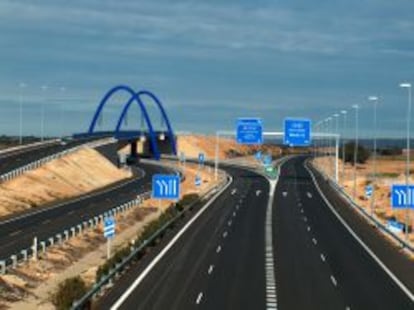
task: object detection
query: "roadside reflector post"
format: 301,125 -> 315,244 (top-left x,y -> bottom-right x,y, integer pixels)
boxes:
32,237 -> 38,261
21,249 -> 28,262
0,261 -> 6,275
40,241 -> 46,253
11,255 -> 17,268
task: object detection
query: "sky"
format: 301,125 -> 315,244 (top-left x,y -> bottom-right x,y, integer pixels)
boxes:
0,0 -> 413,138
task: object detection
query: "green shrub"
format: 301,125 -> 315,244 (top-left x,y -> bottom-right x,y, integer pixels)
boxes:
52,276 -> 88,310
340,142 -> 370,165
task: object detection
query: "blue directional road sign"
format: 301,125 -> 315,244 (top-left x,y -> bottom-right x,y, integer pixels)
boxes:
391,184 -> 414,209
104,217 -> 115,239
387,220 -> 404,234
263,155 -> 272,166
152,174 -> 180,200
255,151 -> 262,160
365,185 -> 373,198
195,175 -> 202,187
198,153 -> 205,165
284,118 -> 311,146
236,118 -> 263,145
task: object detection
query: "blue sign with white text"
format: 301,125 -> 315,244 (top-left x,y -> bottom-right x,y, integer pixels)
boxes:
236,118 -> 263,145
152,174 -> 180,200
365,185 -> 373,198
195,175 -> 201,187
284,118 -> 311,146
104,217 -> 115,239
391,184 -> 414,209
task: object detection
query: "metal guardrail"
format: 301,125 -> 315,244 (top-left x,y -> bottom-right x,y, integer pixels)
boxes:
310,160 -> 414,253
71,175 -> 230,309
0,139 -> 60,155
0,138 -> 116,184
0,191 -> 151,275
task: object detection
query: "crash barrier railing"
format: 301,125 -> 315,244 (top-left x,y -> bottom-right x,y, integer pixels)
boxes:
71,173 -> 230,309
0,139 -> 60,155
0,191 -> 152,275
310,159 -> 414,254
0,138 -> 116,184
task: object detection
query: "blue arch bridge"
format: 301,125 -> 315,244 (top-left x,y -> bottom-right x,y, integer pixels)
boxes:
73,85 -> 177,161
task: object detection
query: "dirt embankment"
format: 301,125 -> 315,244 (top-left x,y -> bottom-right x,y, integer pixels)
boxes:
315,156 -> 414,243
0,162 -> 221,310
0,147 -> 132,219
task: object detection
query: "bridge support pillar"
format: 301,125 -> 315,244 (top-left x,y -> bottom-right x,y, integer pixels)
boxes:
130,141 -> 138,158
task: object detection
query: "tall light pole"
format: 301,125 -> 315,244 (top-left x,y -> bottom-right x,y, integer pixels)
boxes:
368,96 -> 379,216
334,113 -> 340,180
325,117 -> 331,176
352,104 -> 359,200
40,85 -> 48,142
400,82 -> 412,241
59,86 -> 66,139
341,110 -> 347,186
18,82 -> 27,145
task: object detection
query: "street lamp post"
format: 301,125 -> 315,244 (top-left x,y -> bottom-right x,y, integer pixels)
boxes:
400,83 -> 412,241
18,82 -> 27,145
60,87 -> 66,139
334,113 -> 340,181
352,104 -> 359,200
341,110 -> 347,186
40,85 -> 48,142
368,96 -> 379,216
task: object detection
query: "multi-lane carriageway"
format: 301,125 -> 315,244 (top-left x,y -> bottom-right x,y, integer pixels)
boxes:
97,156 -> 414,310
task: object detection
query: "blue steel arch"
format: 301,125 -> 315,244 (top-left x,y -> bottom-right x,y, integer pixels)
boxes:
88,85 -> 161,160
115,90 -> 177,155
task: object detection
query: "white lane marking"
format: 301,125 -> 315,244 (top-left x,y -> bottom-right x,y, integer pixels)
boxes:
307,192 -> 313,198
256,190 -> 262,196
232,211 -> 236,217
110,176 -> 234,309
307,226 -> 311,232
236,205 -> 239,210
228,220 -> 232,226
223,231 -> 228,238
9,229 -> 22,237
282,191 -> 287,197
265,174 -> 281,310
231,188 -> 237,195
305,161 -> 414,302
312,238 -> 317,245
216,245 -> 222,253
300,208 -> 304,213
303,217 -> 307,222
320,254 -> 326,262
196,292 -> 203,304
208,265 -> 214,274
330,275 -> 338,287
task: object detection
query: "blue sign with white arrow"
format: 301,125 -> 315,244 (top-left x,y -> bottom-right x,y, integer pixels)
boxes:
195,175 -> 201,187
198,153 -> 205,165
152,174 -> 180,200
284,118 -> 311,146
365,185 -> 373,198
236,118 -> 263,145
391,184 -> 414,209
104,217 -> 115,239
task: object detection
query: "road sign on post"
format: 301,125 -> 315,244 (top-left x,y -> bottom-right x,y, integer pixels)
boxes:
198,153 -> 205,168
104,217 -> 115,259
152,174 -> 180,200
391,185 -> 414,209
236,118 -> 263,145
365,185 -> 373,198
263,155 -> 272,166
387,220 -> 404,234
284,118 -> 311,146
255,151 -> 262,160
195,174 -> 201,187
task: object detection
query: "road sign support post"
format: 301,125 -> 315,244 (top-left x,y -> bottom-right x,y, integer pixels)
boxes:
107,238 -> 111,260
335,134 -> 339,183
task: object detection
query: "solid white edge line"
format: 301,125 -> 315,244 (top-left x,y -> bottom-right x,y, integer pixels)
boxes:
110,175 -> 233,310
305,160 -> 414,302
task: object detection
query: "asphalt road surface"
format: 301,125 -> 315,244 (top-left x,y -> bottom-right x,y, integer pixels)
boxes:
0,160 -> 173,265
98,157 -> 413,310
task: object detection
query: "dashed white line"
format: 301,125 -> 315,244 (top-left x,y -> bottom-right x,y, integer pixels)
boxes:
196,292 -> 203,304
222,231 -> 228,238
312,238 -> 317,245
228,220 -> 232,226
236,205 -> 239,210
216,245 -> 222,253
330,275 -> 338,287
232,211 -> 236,217
9,230 -> 22,237
307,192 -> 313,198
307,226 -> 311,232
320,253 -> 326,262
208,265 -> 214,274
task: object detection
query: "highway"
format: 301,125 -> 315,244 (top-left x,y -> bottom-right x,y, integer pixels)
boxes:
0,158 -> 174,265
0,136 -> 107,175
96,157 -> 413,310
